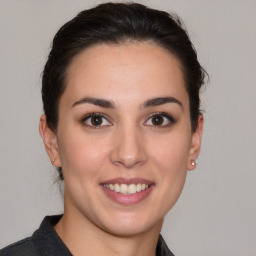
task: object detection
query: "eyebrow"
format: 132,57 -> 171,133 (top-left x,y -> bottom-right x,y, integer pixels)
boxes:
72,97 -> 115,108
72,96 -> 183,109
142,97 -> 183,109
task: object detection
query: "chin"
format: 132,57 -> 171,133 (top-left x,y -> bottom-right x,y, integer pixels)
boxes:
103,224 -> 154,237
97,212 -> 163,237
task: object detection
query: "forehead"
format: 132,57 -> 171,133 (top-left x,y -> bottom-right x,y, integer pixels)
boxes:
63,42 -> 188,108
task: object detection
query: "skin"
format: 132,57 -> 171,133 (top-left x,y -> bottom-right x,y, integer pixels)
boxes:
40,41 -> 203,256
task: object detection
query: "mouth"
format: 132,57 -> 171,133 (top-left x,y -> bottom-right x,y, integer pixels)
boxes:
100,178 -> 154,205
102,183 -> 150,195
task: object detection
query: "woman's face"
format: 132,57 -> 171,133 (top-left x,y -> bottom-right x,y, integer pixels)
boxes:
41,42 -> 203,236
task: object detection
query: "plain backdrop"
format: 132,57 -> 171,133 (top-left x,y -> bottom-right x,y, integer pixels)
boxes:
0,0 -> 255,255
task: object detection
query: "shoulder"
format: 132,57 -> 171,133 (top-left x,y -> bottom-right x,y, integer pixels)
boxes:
0,237 -> 39,256
0,215 -> 70,256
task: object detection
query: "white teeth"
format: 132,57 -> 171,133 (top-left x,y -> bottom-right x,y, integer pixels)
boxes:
114,184 -> 120,192
120,184 -> 128,194
136,183 -> 142,192
103,183 -> 150,194
128,184 -> 137,194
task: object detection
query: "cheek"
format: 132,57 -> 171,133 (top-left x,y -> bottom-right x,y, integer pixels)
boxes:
150,131 -> 191,172
152,133 -> 191,207
57,128 -> 111,177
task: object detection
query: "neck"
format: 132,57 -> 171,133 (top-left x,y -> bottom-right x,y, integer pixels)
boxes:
55,208 -> 163,256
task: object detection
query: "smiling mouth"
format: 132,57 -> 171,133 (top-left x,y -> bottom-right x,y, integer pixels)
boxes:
102,183 -> 150,195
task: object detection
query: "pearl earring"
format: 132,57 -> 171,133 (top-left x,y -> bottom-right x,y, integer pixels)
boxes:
191,159 -> 196,167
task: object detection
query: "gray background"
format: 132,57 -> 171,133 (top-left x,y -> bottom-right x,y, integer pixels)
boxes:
0,0 -> 255,255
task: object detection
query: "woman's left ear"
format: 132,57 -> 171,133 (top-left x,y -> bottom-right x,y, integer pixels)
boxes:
39,114 -> 61,167
187,114 -> 204,171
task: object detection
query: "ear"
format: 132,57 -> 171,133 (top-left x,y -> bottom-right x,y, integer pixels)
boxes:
39,114 -> 61,167
187,114 -> 204,171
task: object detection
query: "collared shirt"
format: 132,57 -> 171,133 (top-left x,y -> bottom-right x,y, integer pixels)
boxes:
0,215 -> 174,256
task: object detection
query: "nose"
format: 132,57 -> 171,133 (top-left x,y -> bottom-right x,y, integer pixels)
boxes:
110,125 -> 148,169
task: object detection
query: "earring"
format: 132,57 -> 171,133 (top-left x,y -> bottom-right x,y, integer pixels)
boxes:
191,159 -> 196,168
52,159 -> 55,163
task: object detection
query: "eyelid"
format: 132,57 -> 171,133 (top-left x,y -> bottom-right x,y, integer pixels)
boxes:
81,112 -> 112,128
144,112 -> 176,127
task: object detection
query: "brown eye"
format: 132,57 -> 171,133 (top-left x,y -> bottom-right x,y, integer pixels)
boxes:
152,115 -> 164,126
91,116 -> 103,126
83,113 -> 111,128
145,113 -> 175,127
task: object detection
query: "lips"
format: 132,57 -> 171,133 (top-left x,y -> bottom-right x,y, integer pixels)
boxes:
100,177 -> 154,205
103,183 -> 149,195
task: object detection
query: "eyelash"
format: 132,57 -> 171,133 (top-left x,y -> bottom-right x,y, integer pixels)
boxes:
144,112 -> 176,128
81,112 -> 176,128
81,113 -> 112,129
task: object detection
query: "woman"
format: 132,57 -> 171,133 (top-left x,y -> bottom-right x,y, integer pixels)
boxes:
0,2 -> 206,256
